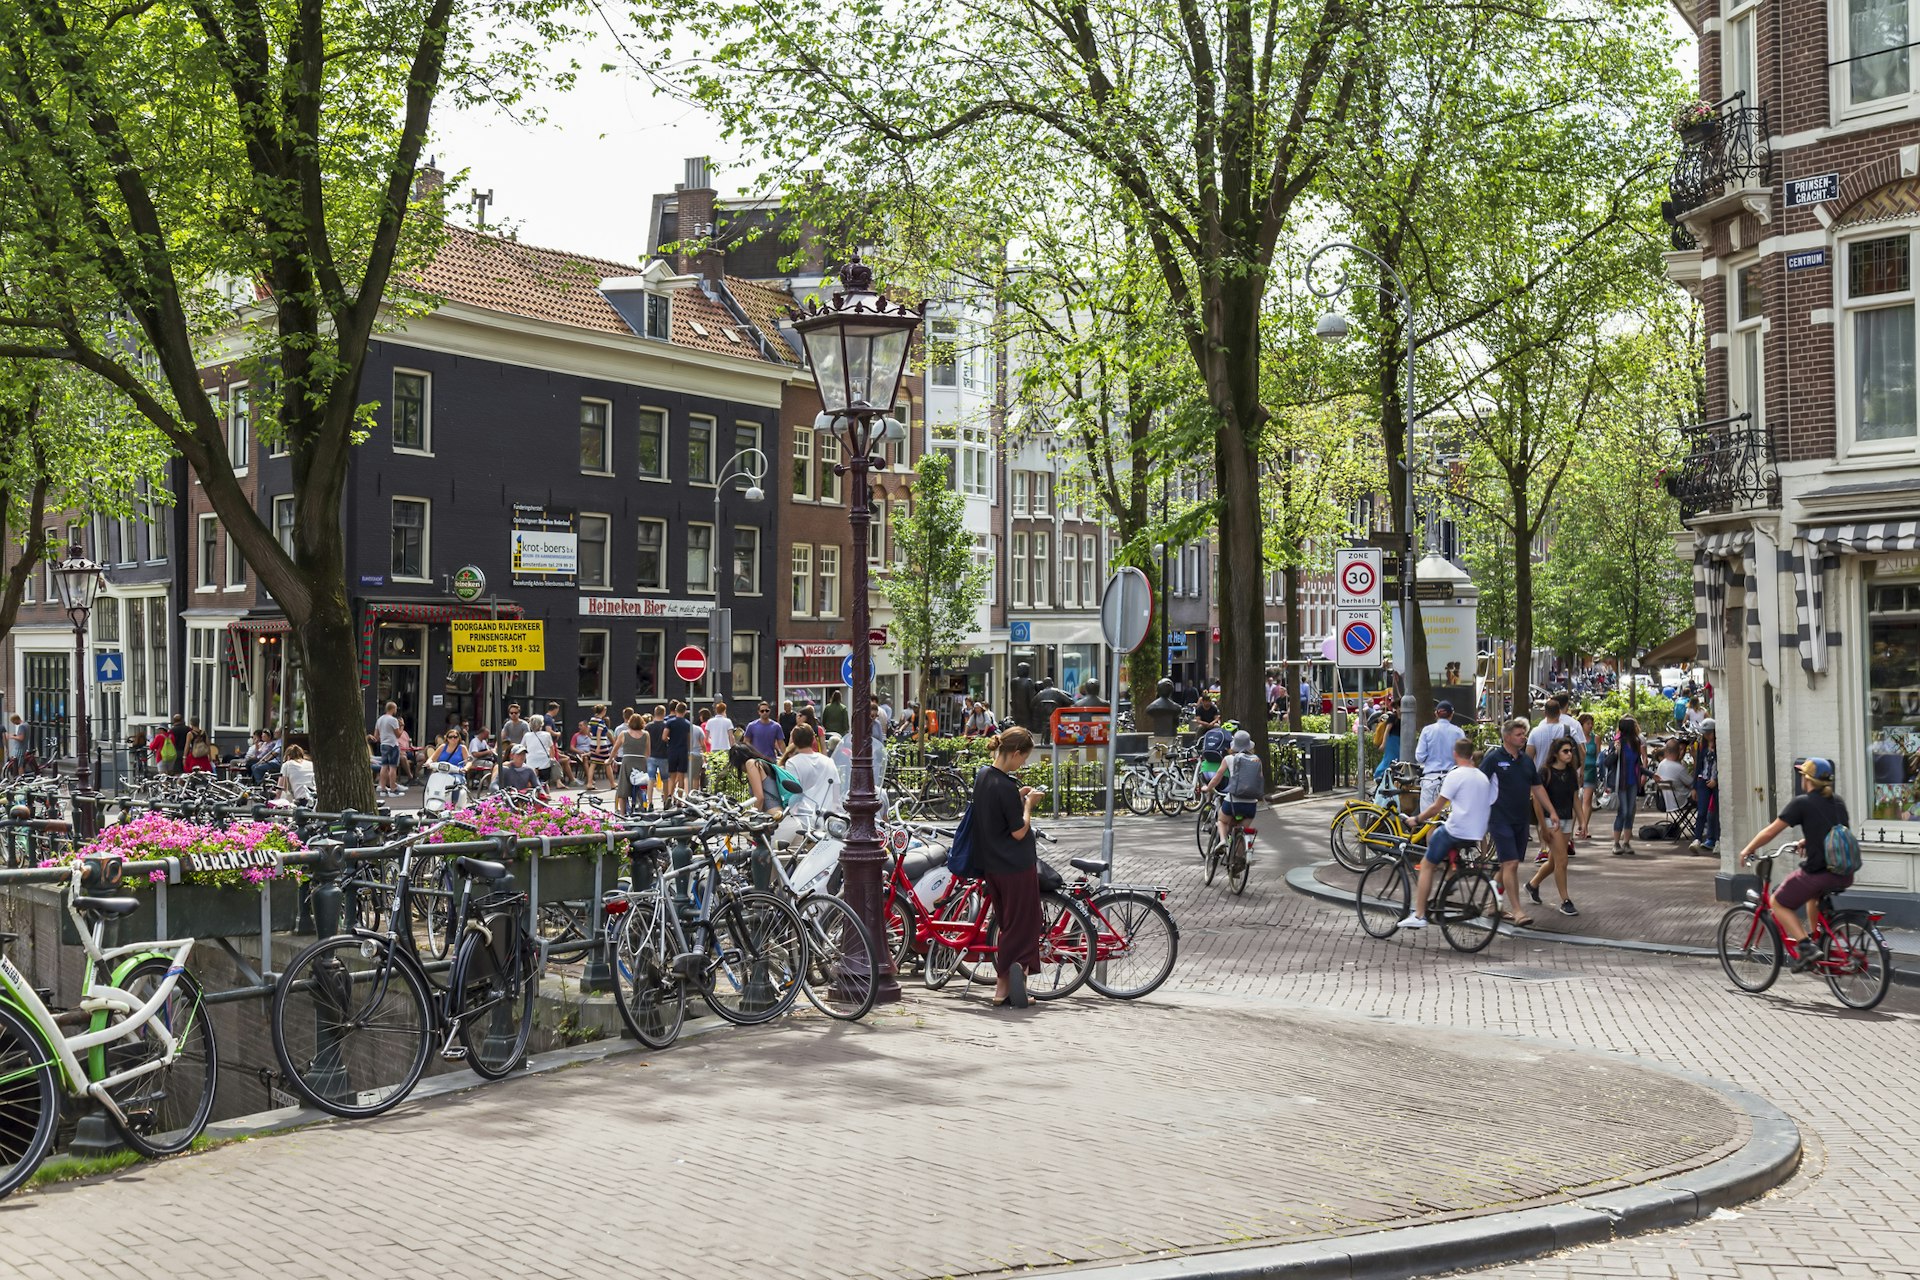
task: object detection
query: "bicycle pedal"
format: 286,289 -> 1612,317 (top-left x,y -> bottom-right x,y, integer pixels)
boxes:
670,951 -> 707,976
439,1045 -> 470,1062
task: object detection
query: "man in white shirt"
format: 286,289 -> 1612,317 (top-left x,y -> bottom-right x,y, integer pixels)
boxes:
704,701 -> 736,754
1525,696 -> 1586,770
783,725 -> 842,820
1400,738 -> 1493,928
1412,700 -> 1468,809
1655,740 -> 1693,814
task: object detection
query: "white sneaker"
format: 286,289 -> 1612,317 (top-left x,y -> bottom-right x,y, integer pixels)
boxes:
1397,914 -> 1427,929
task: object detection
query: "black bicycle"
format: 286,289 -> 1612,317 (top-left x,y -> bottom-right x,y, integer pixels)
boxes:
270,829 -> 538,1119
896,750 -> 972,821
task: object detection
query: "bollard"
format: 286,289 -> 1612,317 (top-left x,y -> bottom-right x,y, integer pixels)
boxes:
309,838 -> 346,940
579,833 -> 615,994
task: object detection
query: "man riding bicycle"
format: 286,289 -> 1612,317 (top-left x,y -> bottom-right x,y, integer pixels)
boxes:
1399,737 -> 1491,929
1738,757 -> 1856,971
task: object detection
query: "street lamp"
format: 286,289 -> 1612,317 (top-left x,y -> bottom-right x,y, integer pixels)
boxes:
1307,240 -> 1421,750
712,447 -> 768,704
793,254 -> 921,1007
52,543 -> 107,805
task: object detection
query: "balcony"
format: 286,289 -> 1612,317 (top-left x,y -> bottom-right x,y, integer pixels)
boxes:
1661,95 -> 1773,232
1665,413 -> 1780,522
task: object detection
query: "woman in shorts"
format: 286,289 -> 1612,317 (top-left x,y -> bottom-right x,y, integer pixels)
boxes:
1526,737 -> 1582,917
1575,712 -> 1600,839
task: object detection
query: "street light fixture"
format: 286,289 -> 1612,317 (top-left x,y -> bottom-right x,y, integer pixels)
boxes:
793,254 -> 922,1007
712,447 -> 769,704
52,542 -> 107,808
1307,241 -> 1421,751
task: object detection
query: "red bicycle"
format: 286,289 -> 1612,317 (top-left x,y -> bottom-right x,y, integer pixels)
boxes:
919,874 -> 1097,999
1717,843 -> 1892,1009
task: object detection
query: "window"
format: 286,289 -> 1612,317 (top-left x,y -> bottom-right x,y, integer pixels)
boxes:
792,428 -> 813,500
1012,532 -> 1029,607
791,545 -> 813,618
635,630 -> 663,699
818,432 -> 842,504
1061,537 -> 1078,607
578,630 -> 608,701
636,519 -> 667,591
225,533 -> 246,589
127,596 -> 146,715
1267,622 -> 1285,665
1032,531 -> 1050,606
886,399 -> 912,468
687,522 -> 714,593
688,415 -> 716,485
977,534 -> 995,604
644,292 -> 670,340
1081,535 -> 1097,604
1731,262 -> 1765,432
1848,234 -> 1917,444
392,371 -> 428,451
1032,472 -> 1050,516
148,597 -> 168,713
1847,0 -> 1909,107
637,407 -> 667,480
931,318 -> 957,386
734,421 -> 762,481
732,526 -> 760,594
580,399 -> 611,473
578,514 -> 609,589
197,514 -> 218,589
869,498 -> 885,565
187,627 -> 218,734
141,479 -> 167,563
1012,471 -> 1029,516
228,384 -> 251,471
1867,582 -> 1920,818
390,497 -> 429,580
893,502 -> 909,566
731,632 -> 757,698
817,545 -> 841,618
959,428 -> 989,496
274,496 -> 295,557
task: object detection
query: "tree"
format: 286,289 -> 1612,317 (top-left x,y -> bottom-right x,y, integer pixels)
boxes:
0,0 -> 584,808
883,451 -> 988,736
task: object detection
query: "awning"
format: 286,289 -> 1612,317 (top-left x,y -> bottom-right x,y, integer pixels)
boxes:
358,600 -> 526,686
1794,521 -> 1920,675
1641,626 -> 1697,668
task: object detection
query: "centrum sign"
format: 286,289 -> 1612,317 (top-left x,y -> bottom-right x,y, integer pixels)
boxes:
451,619 -> 547,672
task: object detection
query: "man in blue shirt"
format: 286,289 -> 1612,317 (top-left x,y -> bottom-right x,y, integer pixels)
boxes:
1481,717 -> 1557,928
1412,700 -> 1467,809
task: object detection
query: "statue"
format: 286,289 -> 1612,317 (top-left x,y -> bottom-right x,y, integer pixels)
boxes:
1074,678 -> 1103,707
1008,661 -> 1037,728
1144,677 -> 1183,737
1030,677 -> 1073,742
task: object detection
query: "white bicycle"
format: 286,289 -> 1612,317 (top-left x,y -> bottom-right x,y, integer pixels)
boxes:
0,854 -> 219,1198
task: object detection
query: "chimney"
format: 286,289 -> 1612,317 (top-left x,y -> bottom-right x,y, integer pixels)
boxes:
674,156 -> 723,284
413,155 -> 445,199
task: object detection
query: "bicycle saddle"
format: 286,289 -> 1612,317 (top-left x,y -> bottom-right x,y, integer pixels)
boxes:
629,837 -> 666,856
453,856 -> 508,882
1069,856 -> 1108,875
72,896 -> 141,918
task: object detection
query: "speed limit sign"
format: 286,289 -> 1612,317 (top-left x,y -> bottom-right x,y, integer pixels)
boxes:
1335,548 -> 1383,608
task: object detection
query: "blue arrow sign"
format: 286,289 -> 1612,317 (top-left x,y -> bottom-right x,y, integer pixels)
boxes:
95,651 -> 124,683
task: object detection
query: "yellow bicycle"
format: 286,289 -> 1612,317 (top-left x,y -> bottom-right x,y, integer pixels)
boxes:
1329,762 -> 1423,872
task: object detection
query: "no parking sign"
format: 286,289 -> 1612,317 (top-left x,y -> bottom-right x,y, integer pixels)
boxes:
1335,608 -> 1382,668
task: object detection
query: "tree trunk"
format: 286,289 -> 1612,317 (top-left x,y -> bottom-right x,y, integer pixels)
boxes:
1510,478 -> 1534,716
1284,564 -> 1303,731
1125,557 -> 1163,708
1377,317 -> 1431,721
1215,422 -> 1267,759
297,601 -> 377,812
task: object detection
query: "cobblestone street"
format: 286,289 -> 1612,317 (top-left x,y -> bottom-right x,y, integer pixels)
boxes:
1,798 -> 1915,1280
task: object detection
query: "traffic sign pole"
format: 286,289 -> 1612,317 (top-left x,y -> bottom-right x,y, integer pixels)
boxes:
1097,568 -> 1154,887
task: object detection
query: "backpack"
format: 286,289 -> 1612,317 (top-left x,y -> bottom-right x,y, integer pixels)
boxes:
765,762 -> 806,809
159,735 -> 177,765
1825,824 -> 1863,876
1198,726 -> 1232,764
947,803 -> 977,879
1226,753 -> 1265,801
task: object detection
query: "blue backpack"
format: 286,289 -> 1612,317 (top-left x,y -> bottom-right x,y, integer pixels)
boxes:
1825,824 -> 1862,876
947,804 -> 977,879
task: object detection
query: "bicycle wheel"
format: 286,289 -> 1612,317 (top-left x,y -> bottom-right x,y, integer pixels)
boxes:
1228,831 -> 1251,895
1085,890 -> 1179,1000
885,890 -> 918,970
453,927 -> 536,1080
1122,770 -> 1156,816
1825,917 -> 1891,1010
417,858 -> 452,960
699,890 -> 804,1024
1153,772 -> 1184,816
926,777 -> 968,820
1032,891 -> 1096,999
1715,906 -> 1782,993
271,934 -> 432,1119
94,958 -> 217,1157
537,901 -> 588,945
1437,869 -> 1500,953
610,897 -> 686,1049
0,1001 -> 57,1200
923,885 -> 980,990
1193,802 -> 1212,859
1355,857 -> 1411,939
1329,805 -> 1376,873
796,894 -> 879,1021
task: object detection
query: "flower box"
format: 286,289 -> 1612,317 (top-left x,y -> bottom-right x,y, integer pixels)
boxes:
59,879 -> 300,946
510,851 -> 612,903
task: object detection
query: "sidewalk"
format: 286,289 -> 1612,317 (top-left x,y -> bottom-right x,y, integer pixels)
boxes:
0,994 -> 1767,1280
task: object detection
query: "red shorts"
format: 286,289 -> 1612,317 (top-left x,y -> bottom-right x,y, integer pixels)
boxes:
1775,869 -> 1853,911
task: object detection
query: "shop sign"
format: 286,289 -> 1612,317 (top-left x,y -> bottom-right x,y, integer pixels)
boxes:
510,504 -> 576,587
578,596 -> 710,619
450,619 -> 546,672
452,565 -> 487,602
779,642 -> 851,658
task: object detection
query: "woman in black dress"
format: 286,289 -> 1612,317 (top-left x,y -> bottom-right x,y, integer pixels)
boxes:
1526,737 -> 1583,917
968,726 -> 1046,1008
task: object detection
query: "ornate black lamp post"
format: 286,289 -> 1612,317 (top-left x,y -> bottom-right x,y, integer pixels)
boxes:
793,256 -> 920,1006
53,543 -> 107,807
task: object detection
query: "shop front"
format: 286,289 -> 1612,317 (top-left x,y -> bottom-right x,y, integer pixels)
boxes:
778,640 -> 849,715
358,600 -> 529,741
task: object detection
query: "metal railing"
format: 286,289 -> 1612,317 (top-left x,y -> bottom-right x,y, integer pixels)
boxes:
1663,94 -> 1773,225
1667,413 -> 1781,520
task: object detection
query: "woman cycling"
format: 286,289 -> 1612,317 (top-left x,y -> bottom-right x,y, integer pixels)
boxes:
1526,737 -> 1582,917
1739,758 -> 1854,971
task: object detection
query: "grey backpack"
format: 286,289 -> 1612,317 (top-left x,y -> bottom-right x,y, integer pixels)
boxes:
1227,754 -> 1265,800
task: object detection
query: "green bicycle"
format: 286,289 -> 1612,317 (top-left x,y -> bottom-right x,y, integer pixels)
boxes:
0,854 -> 219,1199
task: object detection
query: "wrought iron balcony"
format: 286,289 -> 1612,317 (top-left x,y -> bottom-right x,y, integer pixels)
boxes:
1662,95 -> 1773,227
1665,413 -> 1780,521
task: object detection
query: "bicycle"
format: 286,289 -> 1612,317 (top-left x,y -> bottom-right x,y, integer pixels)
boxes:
269,829 -> 538,1119
895,750 -> 971,821
1353,824 -> 1501,953
1328,762 -> 1423,873
605,824 -> 807,1049
1202,803 -> 1256,895
1055,854 -> 1180,999
0,854 -> 219,1199
1717,844 -> 1892,1009
918,873 -> 1097,999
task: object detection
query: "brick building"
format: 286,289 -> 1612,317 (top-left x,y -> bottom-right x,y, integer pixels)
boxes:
1665,0 -> 1920,916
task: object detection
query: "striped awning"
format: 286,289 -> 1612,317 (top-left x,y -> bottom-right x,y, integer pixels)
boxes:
1692,530 -> 1755,673
1794,521 -> 1920,675
357,600 -> 525,686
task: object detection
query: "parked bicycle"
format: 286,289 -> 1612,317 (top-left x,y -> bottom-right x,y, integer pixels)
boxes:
1716,843 -> 1892,1009
0,853 -> 219,1199
1328,762 -> 1422,873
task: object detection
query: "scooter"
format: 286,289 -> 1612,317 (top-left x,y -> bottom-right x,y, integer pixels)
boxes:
422,760 -> 469,815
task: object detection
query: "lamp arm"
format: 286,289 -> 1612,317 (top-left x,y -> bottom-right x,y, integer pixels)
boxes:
1305,240 -> 1413,315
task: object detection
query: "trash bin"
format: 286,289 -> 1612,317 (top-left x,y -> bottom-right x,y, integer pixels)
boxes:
1308,740 -> 1336,793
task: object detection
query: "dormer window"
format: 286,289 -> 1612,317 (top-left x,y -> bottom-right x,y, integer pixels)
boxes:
646,292 -> 670,340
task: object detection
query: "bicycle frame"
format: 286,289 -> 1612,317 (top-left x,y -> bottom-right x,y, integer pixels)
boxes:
1737,848 -> 1886,972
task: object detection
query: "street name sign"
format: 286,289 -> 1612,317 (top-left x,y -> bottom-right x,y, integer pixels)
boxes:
1784,173 -> 1840,208
1336,608 -> 1383,668
1335,548 -> 1384,608
450,620 -> 546,672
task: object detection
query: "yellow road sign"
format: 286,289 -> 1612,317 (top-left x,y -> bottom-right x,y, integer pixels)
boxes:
451,619 -> 546,672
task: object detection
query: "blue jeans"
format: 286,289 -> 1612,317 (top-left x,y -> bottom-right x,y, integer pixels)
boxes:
1694,779 -> 1719,847
1613,786 -> 1638,834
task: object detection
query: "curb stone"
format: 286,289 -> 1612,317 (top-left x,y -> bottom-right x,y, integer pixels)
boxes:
1052,1031 -> 1800,1279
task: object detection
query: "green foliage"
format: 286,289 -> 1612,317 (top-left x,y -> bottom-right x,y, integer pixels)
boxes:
883,452 -> 988,696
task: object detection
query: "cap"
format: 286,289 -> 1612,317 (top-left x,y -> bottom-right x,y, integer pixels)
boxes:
1700,719 -> 1716,734
1434,700 -> 1454,714
1231,730 -> 1253,752
510,744 -> 528,756
1798,757 -> 1834,782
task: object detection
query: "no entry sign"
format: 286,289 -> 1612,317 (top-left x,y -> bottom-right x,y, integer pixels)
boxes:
673,645 -> 708,683
1335,608 -> 1383,668
1335,548 -> 1383,608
